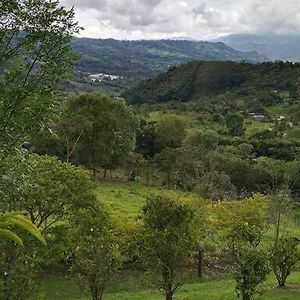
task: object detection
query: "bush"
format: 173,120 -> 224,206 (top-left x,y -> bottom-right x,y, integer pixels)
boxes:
270,236 -> 300,287
235,249 -> 270,300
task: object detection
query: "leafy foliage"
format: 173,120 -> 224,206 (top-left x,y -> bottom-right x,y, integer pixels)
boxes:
71,206 -> 122,300
0,0 -> 80,150
140,195 -> 195,300
64,93 -> 138,175
235,249 -> 270,300
270,236 -> 300,287
0,212 -> 46,246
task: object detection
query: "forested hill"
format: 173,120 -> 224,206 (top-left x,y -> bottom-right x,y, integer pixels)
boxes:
72,38 -> 266,77
123,61 -> 300,104
69,38 -> 267,94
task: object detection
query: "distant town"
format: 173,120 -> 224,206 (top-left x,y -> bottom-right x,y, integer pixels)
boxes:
89,73 -> 122,82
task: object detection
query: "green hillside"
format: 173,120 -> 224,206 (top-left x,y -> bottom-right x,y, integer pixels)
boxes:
123,61 -> 300,104
69,39 -> 267,94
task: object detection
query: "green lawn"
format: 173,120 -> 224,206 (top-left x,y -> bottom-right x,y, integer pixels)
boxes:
33,271 -> 300,300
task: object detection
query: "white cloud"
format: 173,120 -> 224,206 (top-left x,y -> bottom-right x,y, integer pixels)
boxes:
61,0 -> 300,39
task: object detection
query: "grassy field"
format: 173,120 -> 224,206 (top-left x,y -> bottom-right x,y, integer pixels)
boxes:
95,181 -> 199,221
34,271 -> 300,300
31,181 -> 300,300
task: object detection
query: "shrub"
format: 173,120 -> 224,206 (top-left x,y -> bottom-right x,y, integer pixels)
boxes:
270,236 -> 300,287
235,249 -> 270,300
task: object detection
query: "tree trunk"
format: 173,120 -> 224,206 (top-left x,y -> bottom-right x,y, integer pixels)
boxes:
275,210 -> 281,246
197,247 -> 204,278
2,273 -> 9,300
166,292 -> 173,300
90,283 -> 103,300
242,294 -> 251,300
103,168 -> 107,179
277,277 -> 286,288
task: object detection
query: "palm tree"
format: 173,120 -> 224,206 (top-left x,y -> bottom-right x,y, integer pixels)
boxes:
0,212 -> 46,246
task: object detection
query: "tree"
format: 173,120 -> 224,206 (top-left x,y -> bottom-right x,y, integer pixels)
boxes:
214,195 -> 270,299
268,191 -> 293,246
123,152 -> 145,182
270,116 -> 293,138
140,195 -> 195,300
225,113 -> 245,137
0,0 -> 80,151
189,199 -> 216,278
214,194 -> 269,250
135,120 -> 160,158
270,236 -> 300,287
235,249 -> 270,300
71,206 -> 122,300
65,93 -> 138,177
196,171 -> 237,201
156,114 -> 186,149
11,154 -> 97,232
55,114 -> 86,163
0,154 -> 96,299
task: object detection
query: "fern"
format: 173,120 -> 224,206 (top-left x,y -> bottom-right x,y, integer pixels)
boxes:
0,212 -> 46,246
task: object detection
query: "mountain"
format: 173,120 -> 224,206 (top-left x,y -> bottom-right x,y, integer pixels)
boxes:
69,38 -> 268,94
123,60 -> 300,104
216,34 -> 300,61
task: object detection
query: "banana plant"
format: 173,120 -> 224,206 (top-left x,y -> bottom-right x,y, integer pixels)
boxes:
0,212 -> 46,246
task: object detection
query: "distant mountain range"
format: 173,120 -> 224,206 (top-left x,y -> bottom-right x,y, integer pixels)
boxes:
123,60 -> 300,104
69,38 -> 267,93
215,34 -> 300,62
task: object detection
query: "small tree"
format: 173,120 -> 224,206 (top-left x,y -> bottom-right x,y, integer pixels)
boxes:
215,194 -> 269,249
268,191 -> 293,246
71,207 -> 122,300
235,249 -> 270,300
225,113 -> 245,137
156,114 -> 186,149
270,236 -> 300,288
140,195 -> 195,300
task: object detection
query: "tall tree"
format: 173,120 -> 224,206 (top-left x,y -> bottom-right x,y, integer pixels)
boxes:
0,0 -> 80,150
66,93 -> 138,177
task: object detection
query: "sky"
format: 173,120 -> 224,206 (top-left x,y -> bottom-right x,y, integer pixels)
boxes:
62,0 -> 300,40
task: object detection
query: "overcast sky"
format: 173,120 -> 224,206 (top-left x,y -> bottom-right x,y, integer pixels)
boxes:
62,0 -> 300,40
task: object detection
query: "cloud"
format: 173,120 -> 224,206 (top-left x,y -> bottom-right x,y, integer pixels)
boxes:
238,0 -> 300,34
61,0 -> 300,39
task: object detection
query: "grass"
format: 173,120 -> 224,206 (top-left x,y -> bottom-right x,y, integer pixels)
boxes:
95,181 -> 199,221
33,271 -> 300,300
244,118 -> 270,136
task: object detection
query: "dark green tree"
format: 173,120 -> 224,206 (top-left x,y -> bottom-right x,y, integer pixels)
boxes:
225,113 -> 245,137
65,93 -> 138,177
0,0 -> 80,150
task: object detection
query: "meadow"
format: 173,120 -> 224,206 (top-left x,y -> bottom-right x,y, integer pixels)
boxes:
32,180 -> 300,300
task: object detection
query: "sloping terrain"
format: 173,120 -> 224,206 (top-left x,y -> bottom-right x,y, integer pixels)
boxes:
123,60 -> 300,104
